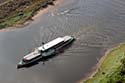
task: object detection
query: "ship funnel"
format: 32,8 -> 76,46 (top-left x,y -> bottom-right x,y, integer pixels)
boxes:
42,42 -> 45,45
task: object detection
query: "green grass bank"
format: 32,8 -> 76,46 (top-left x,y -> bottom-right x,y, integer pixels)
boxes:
83,43 -> 125,83
0,0 -> 55,29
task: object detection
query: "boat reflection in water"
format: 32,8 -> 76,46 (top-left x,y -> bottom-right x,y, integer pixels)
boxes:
17,36 -> 75,69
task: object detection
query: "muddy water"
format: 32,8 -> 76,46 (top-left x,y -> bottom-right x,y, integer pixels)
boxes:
0,0 -> 5,3
0,0 -> 125,83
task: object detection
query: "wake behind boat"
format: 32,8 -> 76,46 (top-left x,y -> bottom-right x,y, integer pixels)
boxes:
17,35 -> 75,68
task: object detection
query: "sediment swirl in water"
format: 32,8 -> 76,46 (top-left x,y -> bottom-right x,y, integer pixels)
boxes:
0,0 -> 125,83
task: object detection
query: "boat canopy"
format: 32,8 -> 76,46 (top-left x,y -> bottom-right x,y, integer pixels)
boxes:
23,49 -> 41,60
38,37 -> 64,51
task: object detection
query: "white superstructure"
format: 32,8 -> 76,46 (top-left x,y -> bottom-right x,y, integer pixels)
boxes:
38,37 -> 64,51
23,49 -> 40,60
23,36 -> 73,61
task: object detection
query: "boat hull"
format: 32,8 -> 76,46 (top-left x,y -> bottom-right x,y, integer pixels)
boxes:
17,36 -> 75,69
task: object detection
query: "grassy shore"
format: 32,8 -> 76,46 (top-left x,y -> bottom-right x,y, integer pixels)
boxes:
0,0 -> 55,29
83,43 -> 125,83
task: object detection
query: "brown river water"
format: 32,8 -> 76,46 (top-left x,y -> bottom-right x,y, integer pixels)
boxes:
0,0 -> 125,83
0,0 -> 5,3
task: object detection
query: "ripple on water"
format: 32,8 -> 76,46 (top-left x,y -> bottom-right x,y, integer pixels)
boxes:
0,0 -> 125,83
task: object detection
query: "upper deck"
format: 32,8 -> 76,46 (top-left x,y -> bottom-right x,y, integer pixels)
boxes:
23,49 -> 41,61
38,36 -> 73,51
38,37 -> 64,51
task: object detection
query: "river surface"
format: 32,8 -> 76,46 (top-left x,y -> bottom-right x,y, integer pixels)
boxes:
0,0 -> 125,83
0,0 -> 5,3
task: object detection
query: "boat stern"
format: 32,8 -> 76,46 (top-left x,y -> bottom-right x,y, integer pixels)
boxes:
63,35 -> 75,42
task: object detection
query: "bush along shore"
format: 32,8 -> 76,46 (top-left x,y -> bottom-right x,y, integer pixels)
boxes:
0,0 -> 55,29
83,43 -> 125,83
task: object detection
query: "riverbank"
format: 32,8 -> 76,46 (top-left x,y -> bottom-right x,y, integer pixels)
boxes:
0,0 -> 56,29
82,43 -> 125,83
